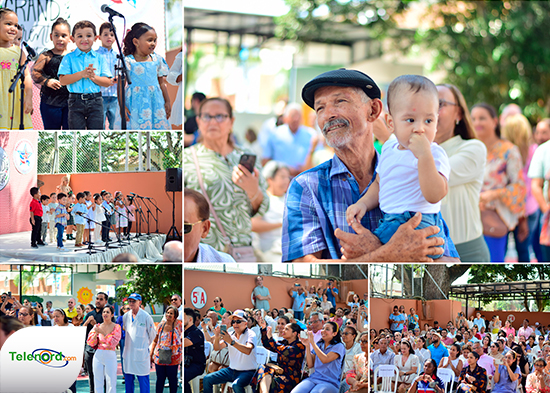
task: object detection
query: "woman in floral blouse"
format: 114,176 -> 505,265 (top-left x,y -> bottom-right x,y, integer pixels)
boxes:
183,97 -> 269,259
472,103 -> 526,262
151,306 -> 182,393
527,358 -> 550,393
86,306 -> 121,393
254,316 -> 305,393
344,332 -> 369,392
458,351 -> 487,393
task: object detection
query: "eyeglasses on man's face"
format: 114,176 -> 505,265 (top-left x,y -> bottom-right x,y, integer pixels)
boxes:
184,220 -> 204,234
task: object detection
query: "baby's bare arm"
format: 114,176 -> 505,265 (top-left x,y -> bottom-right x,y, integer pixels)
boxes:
418,154 -> 447,204
346,174 -> 380,224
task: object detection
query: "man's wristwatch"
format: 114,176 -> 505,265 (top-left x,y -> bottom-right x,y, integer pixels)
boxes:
230,339 -> 236,346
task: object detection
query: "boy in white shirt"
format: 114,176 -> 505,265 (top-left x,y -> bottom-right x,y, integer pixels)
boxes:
347,74 -> 450,259
47,192 -> 58,244
40,195 -> 50,244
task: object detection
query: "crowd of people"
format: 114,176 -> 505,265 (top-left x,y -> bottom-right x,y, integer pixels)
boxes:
184,64 -> 550,262
184,276 -> 367,393
371,307 -> 550,393
0,291 -> 183,393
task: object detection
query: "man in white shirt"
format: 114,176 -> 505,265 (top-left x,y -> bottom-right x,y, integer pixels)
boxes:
203,310 -> 257,393
122,293 -> 156,393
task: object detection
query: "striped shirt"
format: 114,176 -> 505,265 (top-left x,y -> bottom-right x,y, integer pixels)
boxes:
282,153 -> 459,261
54,204 -> 68,227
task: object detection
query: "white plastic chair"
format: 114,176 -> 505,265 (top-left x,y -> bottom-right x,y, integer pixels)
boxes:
374,365 -> 399,393
191,341 -> 214,393
437,368 -> 455,393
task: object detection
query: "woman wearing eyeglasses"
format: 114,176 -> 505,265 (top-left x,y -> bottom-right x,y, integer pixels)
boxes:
435,84 -> 491,262
17,305 -> 35,327
340,326 -> 361,392
183,97 -> 269,262
208,297 -> 227,319
526,358 -> 550,393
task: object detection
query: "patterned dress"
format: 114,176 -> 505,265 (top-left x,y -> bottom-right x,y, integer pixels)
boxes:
125,52 -> 170,130
459,363 -> 487,393
183,143 -> 269,252
482,139 -> 526,230
526,372 -> 550,393
253,328 -> 306,393
152,320 -> 182,366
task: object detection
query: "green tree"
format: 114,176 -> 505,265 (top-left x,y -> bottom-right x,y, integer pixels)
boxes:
115,265 -> 182,308
396,265 -> 471,300
277,1 -> 550,121
468,265 -> 550,311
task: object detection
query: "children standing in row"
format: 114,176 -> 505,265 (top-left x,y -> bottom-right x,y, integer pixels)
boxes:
58,20 -> 113,129
0,8 -> 33,129
31,18 -> 71,129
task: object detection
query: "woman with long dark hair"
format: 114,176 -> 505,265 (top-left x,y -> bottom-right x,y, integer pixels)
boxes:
458,351 -> 487,393
409,359 -> 444,393
208,297 -> 227,318
492,350 -> 520,393
254,317 -> 306,393
291,321 -> 345,393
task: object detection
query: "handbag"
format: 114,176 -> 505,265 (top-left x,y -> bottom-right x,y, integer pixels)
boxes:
191,146 -> 257,262
158,323 -> 174,365
481,209 -> 508,238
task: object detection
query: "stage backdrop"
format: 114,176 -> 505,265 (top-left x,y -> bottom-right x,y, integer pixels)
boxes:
37,172 -> 182,235
3,0 -> 166,56
0,132 -> 39,236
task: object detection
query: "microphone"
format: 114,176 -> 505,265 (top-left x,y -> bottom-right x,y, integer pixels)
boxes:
75,212 -> 85,216
101,4 -> 124,18
129,192 -> 136,196
22,41 -> 37,60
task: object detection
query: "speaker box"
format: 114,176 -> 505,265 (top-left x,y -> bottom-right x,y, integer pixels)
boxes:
165,168 -> 182,192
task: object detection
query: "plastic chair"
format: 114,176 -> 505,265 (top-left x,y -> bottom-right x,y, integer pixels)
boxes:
374,365 -> 399,393
437,368 -> 455,393
191,341 -> 214,393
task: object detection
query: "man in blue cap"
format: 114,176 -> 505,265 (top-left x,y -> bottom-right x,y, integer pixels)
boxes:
282,68 -> 459,261
122,293 -> 156,393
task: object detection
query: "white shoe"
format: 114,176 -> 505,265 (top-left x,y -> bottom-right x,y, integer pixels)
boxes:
58,247 -> 67,252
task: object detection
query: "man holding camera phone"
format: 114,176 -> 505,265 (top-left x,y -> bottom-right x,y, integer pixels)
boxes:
203,310 -> 257,393
288,283 -> 307,321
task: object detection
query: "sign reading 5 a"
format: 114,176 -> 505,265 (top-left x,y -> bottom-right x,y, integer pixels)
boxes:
191,286 -> 207,309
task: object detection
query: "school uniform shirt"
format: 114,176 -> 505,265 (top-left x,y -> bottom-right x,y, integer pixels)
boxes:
122,309 -> 156,376
30,198 -> 43,217
95,203 -> 106,222
58,48 -> 112,94
73,203 -> 88,225
97,46 -> 118,97
41,203 -> 50,222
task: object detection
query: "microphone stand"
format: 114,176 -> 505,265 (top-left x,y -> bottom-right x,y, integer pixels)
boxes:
130,195 -> 144,242
134,195 -> 151,238
108,13 -> 131,130
9,55 -> 32,130
74,213 -> 108,254
145,198 -> 162,234
101,205 -> 122,249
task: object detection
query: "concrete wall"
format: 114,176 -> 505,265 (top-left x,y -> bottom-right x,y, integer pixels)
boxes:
184,269 -> 367,316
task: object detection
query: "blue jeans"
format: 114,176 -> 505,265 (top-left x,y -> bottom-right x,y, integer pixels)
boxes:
511,212 -> 541,262
55,223 -> 65,248
103,96 -> 118,130
124,373 -> 150,393
40,102 -> 69,129
291,379 -> 339,393
374,211 -> 445,258
203,367 -> 256,393
184,363 -> 204,393
484,233 -> 508,262
294,310 -> 304,321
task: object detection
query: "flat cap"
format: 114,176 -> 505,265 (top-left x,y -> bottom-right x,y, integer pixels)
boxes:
301,68 -> 381,109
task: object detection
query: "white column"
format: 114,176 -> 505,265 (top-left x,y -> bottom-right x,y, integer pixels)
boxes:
138,131 -> 143,171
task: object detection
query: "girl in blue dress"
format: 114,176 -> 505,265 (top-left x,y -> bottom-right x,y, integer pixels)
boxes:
122,23 -> 171,129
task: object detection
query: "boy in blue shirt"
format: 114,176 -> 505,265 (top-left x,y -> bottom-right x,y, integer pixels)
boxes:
73,192 -> 88,247
58,20 -> 113,129
54,193 -> 69,251
97,22 -> 119,130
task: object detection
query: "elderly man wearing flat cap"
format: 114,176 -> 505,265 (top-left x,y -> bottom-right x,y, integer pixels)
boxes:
282,68 -> 459,262
203,310 -> 258,393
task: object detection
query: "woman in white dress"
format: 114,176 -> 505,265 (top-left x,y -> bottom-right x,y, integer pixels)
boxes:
394,340 -> 419,393
439,343 -> 463,389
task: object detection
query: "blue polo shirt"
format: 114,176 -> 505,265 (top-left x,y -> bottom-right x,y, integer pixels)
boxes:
72,203 -> 88,225
58,48 -> 112,94
428,342 -> 449,365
